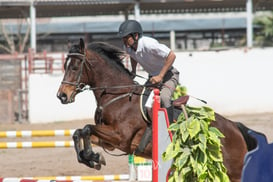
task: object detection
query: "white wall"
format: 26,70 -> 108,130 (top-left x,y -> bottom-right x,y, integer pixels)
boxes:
28,48 -> 273,123
174,48 -> 273,115
28,74 -> 96,123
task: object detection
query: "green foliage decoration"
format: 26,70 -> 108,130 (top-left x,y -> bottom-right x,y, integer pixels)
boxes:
162,106 -> 230,182
253,12 -> 273,47
172,85 -> 187,100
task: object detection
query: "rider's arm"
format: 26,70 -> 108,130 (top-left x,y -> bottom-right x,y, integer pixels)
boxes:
150,50 -> 176,84
130,57 -> 137,76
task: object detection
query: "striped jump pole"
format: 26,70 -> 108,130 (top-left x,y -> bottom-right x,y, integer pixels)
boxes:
0,179 -> 71,182
0,141 -> 74,149
0,130 -> 75,138
0,174 -> 129,182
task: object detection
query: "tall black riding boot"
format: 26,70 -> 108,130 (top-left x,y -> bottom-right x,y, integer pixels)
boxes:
166,106 -> 174,123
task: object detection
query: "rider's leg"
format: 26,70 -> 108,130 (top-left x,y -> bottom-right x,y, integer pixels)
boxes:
166,105 -> 174,123
161,68 -> 179,123
161,87 -> 175,122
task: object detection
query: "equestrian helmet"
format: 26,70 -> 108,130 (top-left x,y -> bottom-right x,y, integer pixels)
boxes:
118,20 -> 143,38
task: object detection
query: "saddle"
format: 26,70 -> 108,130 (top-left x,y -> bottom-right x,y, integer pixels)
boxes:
140,88 -> 189,123
136,88 -> 189,155
173,95 -> 189,108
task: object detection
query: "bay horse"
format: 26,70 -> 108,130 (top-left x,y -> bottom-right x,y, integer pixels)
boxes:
57,38 -> 262,182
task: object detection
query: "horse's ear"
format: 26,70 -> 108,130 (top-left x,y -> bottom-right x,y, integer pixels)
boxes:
79,38 -> 85,52
67,40 -> 72,50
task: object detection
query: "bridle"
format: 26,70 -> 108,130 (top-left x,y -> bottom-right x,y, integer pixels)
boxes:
61,52 -> 89,92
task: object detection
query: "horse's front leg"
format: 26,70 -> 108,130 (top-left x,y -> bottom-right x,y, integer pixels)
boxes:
72,128 -> 105,170
73,124 -> 124,169
81,124 -> 106,170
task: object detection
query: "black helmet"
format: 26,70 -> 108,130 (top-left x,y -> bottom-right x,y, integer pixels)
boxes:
118,20 -> 143,38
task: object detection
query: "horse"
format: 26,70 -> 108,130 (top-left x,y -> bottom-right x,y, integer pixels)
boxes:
57,38 -> 262,182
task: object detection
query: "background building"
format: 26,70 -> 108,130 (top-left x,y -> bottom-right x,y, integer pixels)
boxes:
0,0 -> 273,122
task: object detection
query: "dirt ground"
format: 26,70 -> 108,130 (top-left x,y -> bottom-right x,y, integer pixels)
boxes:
1,113 -> 273,178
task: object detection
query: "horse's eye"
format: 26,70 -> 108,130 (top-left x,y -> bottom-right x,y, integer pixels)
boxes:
72,66 -> 79,71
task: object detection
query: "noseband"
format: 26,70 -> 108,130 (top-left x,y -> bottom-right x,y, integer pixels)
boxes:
61,52 -> 89,92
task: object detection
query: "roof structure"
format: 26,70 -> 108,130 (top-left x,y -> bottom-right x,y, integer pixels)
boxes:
0,0 -> 273,19
3,16 -> 248,34
1,0 -> 271,50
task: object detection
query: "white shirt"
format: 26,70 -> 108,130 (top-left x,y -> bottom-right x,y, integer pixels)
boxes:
125,36 -> 171,76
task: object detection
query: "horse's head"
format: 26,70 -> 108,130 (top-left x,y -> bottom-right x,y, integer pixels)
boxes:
57,38 -> 89,104
57,38 -> 136,104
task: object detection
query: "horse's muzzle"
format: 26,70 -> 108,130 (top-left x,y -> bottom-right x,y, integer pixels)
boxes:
57,92 -> 69,104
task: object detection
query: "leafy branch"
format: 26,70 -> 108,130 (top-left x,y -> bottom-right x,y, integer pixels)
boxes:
0,18 -> 30,54
163,106 -> 229,182
253,11 -> 273,47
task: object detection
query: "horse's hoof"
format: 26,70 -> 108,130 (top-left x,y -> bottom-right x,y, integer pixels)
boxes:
88,161 -> 95,168
94,163 -> 101,170
99,152 -> 106,166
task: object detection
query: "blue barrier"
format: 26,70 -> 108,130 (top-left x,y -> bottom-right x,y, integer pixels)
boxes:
241,130 -> 273,182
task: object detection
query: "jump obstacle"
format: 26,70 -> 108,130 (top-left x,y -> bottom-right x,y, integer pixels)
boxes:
0,130 -> 75,138
0,174 -> 129,182
151,89 -> 273,181
0,141 -> 74,149
0,129 -> 75,149
0,129 -> 128,181
0,90 -> 172,182
152,89 -> 173,182
127,89 -> 172,182
241,130 -> 273,182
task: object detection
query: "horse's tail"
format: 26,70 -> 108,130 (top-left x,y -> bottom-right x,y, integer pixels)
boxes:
236,122 -> 267,151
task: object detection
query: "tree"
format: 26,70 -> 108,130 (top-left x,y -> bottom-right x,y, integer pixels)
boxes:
0,19 -> 30,54
253,12 -> 273,47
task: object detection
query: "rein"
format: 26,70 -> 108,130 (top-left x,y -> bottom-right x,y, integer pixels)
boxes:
62,52 -> 152,92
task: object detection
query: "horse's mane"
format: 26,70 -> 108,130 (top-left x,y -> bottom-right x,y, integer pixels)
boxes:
87,42 -> 133,78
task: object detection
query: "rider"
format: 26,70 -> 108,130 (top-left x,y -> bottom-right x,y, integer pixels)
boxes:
118,19 -> 180,122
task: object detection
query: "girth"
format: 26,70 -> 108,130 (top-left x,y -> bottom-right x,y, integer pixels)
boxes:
95,92 -> 133,124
